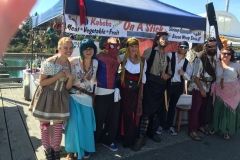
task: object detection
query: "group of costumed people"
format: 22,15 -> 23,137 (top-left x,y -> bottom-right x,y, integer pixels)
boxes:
29,31 -> 240,160
1,1 -> 240,160
187,37 -> 240,141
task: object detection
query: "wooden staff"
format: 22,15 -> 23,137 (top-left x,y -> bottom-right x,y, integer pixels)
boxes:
162,72 -> 168,111
92,84 -> 96,108
164,90 -> 168,111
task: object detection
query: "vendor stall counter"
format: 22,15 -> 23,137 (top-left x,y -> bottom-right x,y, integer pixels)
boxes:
22,70 -> 40,101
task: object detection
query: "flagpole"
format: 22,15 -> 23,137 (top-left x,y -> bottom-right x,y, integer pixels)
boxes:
225,0 -> 230,12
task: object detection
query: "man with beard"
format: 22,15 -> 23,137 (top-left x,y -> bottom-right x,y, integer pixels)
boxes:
94,37 -> 121,151
188,37 -> 217,141
156,41 -> 192,136
132,32 -> 172,151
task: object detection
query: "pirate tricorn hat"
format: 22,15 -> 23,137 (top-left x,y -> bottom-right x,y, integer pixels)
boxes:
152,31 -> 168,48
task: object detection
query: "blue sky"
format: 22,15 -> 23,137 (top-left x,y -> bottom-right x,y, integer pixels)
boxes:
30,0 -> 240,21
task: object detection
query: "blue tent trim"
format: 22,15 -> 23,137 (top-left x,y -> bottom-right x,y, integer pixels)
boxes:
33,0 -> 206,31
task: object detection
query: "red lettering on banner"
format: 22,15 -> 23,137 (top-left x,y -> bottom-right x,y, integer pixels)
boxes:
145,24 -> 163,32
145,24 -> 150,32
123,21 -> 130,30
90,18 -> 111,27
123,21 -> 135,31
159,25 -> 163,32
90,18 -> 96,25
137,23 -> 143,31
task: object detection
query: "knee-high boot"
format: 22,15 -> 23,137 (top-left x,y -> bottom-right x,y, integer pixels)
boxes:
139,116 -> 149,138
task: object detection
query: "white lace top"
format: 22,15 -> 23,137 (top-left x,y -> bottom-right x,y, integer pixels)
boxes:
41,61 -> 70,82
120,54 -> 147,83
215,61 -> 240,83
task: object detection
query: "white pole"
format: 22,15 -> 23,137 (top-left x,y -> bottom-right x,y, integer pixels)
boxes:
225,0 -> 230,12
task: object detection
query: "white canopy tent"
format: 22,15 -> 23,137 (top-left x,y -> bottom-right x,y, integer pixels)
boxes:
199,11 -> 240,44
228,40 -> 240,46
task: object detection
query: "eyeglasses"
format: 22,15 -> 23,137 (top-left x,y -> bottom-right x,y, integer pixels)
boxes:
179,45 -> 189,49
208,45 -> 217,49
84,48 -> 94,52
221,52 -> 232,56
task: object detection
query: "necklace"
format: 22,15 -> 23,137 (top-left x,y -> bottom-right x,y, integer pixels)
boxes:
220,61 -> 229,89
159,53 -> 166,67
79,58 -> 94,90
82,59 -> 93,73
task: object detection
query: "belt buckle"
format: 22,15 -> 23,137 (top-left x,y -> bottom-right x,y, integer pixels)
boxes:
158,72 -> 162,77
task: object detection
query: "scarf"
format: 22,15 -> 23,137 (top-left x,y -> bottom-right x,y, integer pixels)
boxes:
186,49 -> 198,65
211,80 -> 240,112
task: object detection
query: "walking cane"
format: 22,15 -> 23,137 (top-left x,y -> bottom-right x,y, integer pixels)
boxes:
92,84 -> 96,109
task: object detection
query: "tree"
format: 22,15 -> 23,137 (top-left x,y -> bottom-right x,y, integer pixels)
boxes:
6,14 -> 60,54
6,17 -> 32,53
75,34 -> 85,41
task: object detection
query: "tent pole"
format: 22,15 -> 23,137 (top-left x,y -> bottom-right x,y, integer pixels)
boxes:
61,0 -> 67,37
31,29 -> 34,73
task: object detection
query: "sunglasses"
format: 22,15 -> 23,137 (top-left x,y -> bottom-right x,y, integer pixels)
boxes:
221,52 -> 232,56
179,45 -> 189,49
208,45 -> 217,49
208,39 -> 217,42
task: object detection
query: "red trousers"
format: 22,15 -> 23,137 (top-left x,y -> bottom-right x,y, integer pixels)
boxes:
188,89 -> 209,131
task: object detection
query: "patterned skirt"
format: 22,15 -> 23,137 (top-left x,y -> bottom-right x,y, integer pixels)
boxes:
31,81 -> 70,121
120,87 -> 139,147
210,96 -> 240,136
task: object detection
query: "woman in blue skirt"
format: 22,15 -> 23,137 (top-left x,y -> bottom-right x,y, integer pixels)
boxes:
65,38 -> 98,159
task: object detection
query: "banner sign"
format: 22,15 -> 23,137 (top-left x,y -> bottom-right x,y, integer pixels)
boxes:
65,14 -> 204,43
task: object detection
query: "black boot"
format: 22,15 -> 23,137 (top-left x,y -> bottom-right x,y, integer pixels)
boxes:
132,137 -> 146,151
139,116 -> 149,138
44,148 -> 53,160
54,150 -> 61,160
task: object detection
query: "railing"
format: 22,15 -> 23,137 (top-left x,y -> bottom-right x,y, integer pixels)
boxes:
0,53 -> 52,82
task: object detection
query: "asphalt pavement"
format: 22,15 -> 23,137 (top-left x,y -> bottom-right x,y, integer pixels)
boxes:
87,126 -> 240,160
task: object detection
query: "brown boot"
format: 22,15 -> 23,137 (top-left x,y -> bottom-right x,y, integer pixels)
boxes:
151,134 -> 161,143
